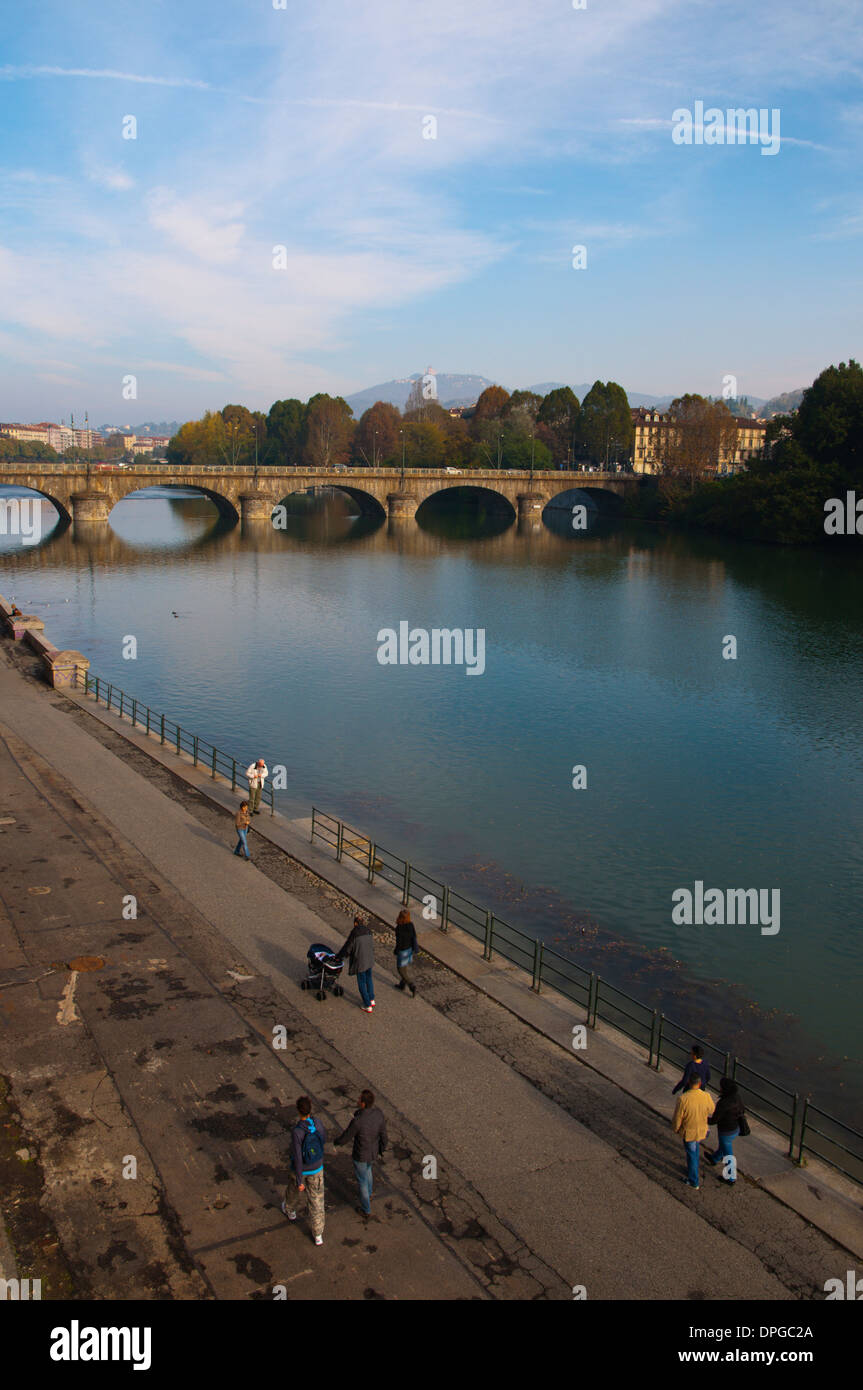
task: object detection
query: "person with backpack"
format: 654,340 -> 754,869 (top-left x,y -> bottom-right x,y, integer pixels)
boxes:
706,1076 -> 747,1185
393,908 -> 418,996
281,1096 -> 327,1244
337,915 -> 376,1012
335,1089 -> 388,1218
671,1041 -> 711,1095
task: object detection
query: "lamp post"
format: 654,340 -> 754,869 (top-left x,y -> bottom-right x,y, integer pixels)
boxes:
497,433 -> 502,469
399,429 -> 406,490
373,429 -> 378,468
529,432 -> 535,483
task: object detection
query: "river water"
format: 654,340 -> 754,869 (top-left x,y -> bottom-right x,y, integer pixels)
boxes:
2,487 -> 862,1124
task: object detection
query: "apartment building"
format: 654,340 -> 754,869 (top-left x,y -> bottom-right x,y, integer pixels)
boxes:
630,407 -> 767,475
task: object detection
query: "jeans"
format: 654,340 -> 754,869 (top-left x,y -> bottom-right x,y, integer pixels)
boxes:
234,827 -> 250,859
396,948 -> 415,988
353,1160 -> 373,1214
684,1139 -> 701,1186
713,1128 -> 739,1181
357,969 -> 374,1007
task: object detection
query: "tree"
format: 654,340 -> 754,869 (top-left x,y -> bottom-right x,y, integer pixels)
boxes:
472,385 -> 510,427
354,401 -> 401,466
303,394 -> 354,469
792,359 -> 863,479
576,381 -> 633,464
538,386 -> 581,466
267,398 -> 306,465
662,395 -> 737,490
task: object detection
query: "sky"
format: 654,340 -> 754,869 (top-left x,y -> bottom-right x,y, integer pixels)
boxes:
0,0 -> 861,423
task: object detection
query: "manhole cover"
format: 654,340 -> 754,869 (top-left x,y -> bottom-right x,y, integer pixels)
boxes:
68,956 -> 105,972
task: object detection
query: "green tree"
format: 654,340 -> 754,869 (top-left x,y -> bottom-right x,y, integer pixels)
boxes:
576,381 -> 633,464
538,386 -> 581,466
267,398 -> 306,465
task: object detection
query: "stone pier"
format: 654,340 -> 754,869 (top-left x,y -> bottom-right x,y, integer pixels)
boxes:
386,492 -> 420,522
70,490 -> 112,523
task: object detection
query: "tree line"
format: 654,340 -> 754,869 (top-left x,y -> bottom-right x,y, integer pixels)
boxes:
165,380 -> 636,472
640,361 -> 863,545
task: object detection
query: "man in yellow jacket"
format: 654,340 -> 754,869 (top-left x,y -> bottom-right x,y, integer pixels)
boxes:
672,1075 -> 715,1189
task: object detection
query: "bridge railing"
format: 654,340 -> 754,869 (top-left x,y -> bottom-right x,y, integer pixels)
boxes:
0,461 -> 624,479
310,806 -> 863,1186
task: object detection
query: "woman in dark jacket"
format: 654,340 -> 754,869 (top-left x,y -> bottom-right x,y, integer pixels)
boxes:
394,908 -> 418,997
337,916 -> 376,1012
706,1076 -> 745,1183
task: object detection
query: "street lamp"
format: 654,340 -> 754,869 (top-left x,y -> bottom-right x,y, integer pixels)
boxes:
373,429 -> 378,468
497,434 -> 502,469
399,429 -> 406,489
529,432 -> 535,483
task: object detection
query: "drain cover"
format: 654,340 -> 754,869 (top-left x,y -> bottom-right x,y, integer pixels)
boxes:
68,956 -> 105,972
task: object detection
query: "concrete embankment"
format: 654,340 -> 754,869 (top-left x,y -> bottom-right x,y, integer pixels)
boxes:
0,631 -> 861,1300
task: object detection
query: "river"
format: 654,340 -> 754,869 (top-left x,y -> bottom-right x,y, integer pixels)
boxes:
2,485 -> 862,1125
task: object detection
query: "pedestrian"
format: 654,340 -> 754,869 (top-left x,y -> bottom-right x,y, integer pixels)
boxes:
281,1096 -> 326,1245
233,799 -> 251,861
393,907 -> 418,997
672,1041 -> 711,1096
672,1074 -> 715,1190
706,1076 -> 746,1185
246,757 -> 269,815
335,1089 -> 388,1219
337,914 -> 375,1012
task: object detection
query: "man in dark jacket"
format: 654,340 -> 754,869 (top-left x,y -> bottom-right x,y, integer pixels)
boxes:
335,1089 -> 388,1217
672,1042 -> 711,1096
706,1076 -> 746,1184
337,915 -> 376,1012
281,1096 -> 327,1244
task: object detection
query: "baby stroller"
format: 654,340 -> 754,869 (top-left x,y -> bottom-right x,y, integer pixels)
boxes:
301,942 -> 345,1001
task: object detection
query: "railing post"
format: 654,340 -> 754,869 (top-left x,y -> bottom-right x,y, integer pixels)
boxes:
648,1009 -> 659,1068
176,725 -> 181,755
336,821 -> 344,862
132,697 -> 138,727
792,1093 -> 804,1162
119,691 -> 124,718
193,735 -> 198,767
95,675 -> 100,701
107,684 -> 112,710
483,911 -> 493,961
587,972 -> 597,1028
145,706 -> 150,736
531,939 -> 543,993
160,712 -> 165,745
440,884 -> 449,932
211,746 -> 217,778
789,1089 -> 806,1167
231,759 -> 237,791
723,1050 -> 731,1077
367,840 -> 376,884
402,862 -> 411,905
269,785 -> 274,816
84,671 -> 90,695
310,809 -> 316,843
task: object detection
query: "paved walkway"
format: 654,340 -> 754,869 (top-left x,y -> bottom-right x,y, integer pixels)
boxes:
0,644 -> 854,1299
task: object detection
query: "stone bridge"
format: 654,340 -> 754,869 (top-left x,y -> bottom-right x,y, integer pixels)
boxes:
0,463 -> 650,526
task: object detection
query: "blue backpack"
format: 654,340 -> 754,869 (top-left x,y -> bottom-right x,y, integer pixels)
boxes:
301,1118 -> 324,1174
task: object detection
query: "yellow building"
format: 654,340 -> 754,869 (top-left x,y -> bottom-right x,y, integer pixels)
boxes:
630,407 -> 767,476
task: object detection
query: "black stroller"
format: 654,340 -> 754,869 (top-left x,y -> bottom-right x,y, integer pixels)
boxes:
301,942 -> 345,1001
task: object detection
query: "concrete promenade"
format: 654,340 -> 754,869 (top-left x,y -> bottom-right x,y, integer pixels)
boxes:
0,641 -> 859,1300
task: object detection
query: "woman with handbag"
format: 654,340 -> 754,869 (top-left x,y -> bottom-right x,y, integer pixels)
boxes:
707,1076 -> 747,1184
393,908 -> 418,997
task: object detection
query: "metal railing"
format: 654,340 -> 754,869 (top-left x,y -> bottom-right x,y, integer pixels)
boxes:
310,808 -> 863,1185
73,670 -> 275,813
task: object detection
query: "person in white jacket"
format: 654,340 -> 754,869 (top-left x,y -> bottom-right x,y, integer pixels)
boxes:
246,758 -> 268,814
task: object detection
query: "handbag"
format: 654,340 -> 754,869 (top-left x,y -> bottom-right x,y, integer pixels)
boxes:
738,1112 -> 750,1137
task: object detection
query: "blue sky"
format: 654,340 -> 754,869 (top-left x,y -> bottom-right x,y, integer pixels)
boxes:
1,0 -> 860,421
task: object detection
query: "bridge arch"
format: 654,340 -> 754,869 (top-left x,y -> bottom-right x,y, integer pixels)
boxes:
0,483 -> 72,528
274,485 -> 386,521
114,483 -> 240,524
545,485 -> 626,518
416,483 -> 517,522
